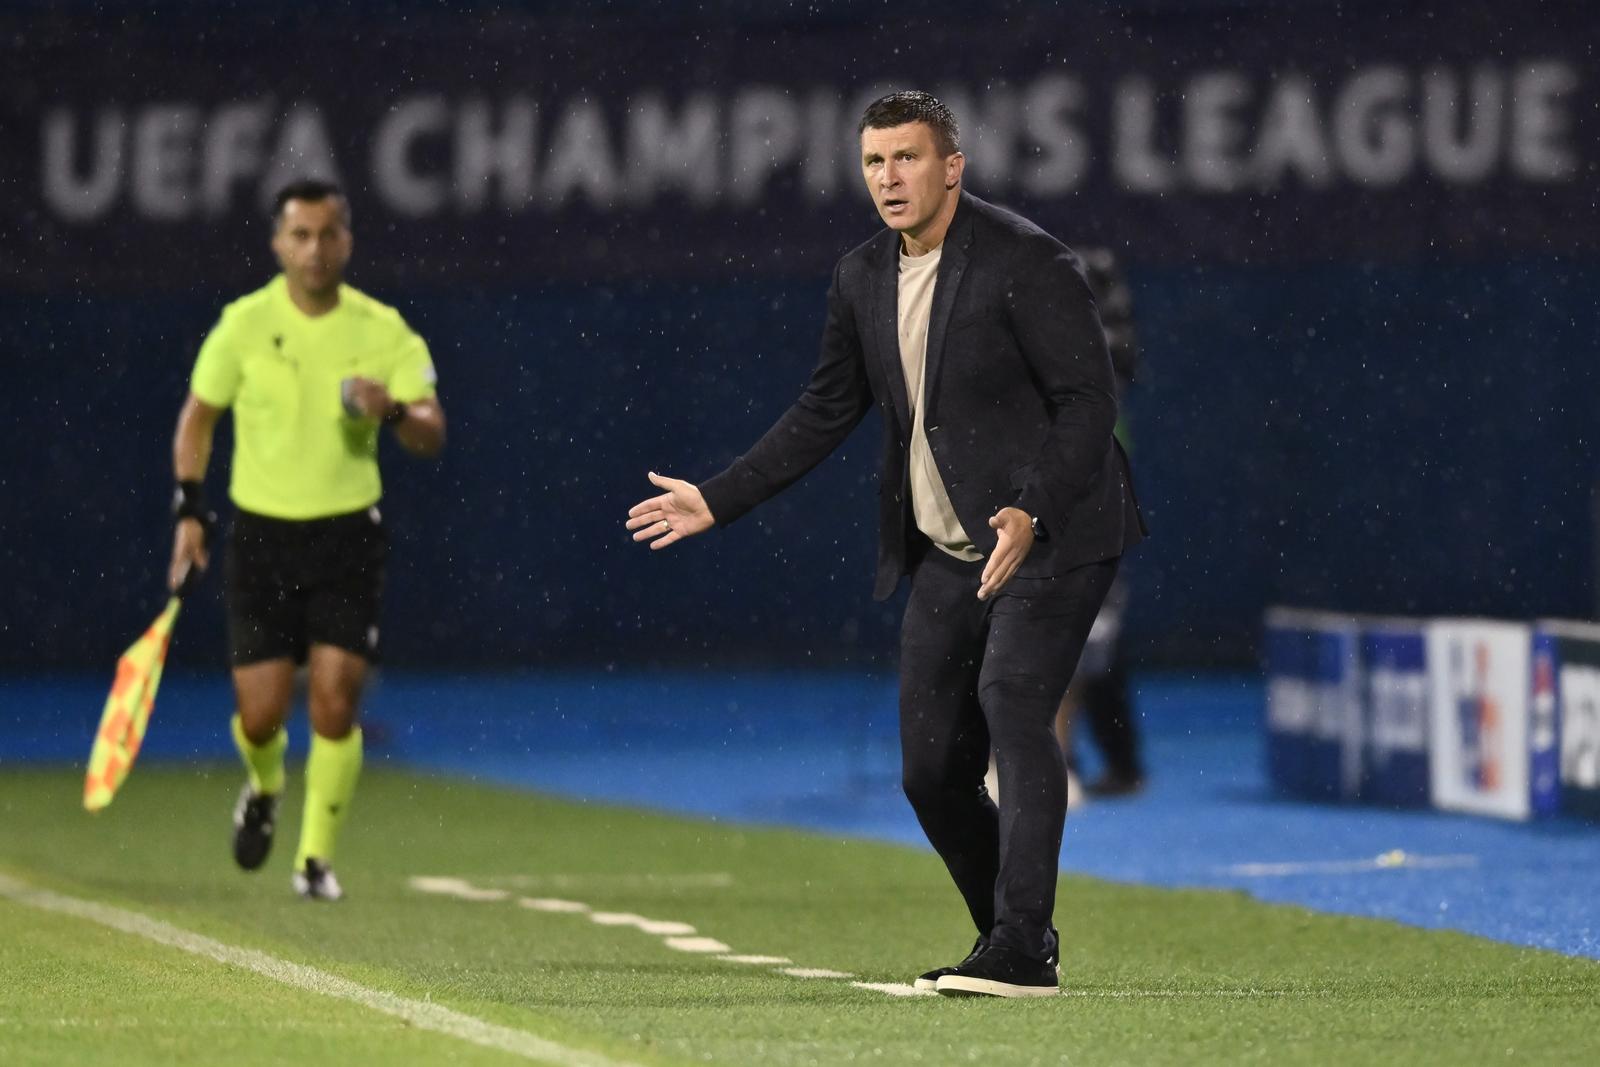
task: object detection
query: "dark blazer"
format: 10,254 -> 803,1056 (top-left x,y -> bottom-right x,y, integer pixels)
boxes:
700,191 -> 1147,602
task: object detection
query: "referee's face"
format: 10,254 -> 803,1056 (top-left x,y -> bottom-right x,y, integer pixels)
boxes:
272,196 -> 353,300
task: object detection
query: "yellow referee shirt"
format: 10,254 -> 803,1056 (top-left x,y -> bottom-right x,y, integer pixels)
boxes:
189,275 -> 438,521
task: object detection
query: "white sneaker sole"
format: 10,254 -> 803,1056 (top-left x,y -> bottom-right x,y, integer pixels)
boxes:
913,976 -> 940,991
935,975 -> 1060,998
292,872 -> 345,902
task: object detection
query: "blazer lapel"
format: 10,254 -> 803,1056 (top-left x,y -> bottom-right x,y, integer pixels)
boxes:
921,194 -> 974,425
870,231 -> 912,434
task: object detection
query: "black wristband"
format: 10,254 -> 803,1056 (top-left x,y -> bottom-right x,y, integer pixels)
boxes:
382,401 -> 408,426
173,480 -> 207,521
173,480 -> 217,535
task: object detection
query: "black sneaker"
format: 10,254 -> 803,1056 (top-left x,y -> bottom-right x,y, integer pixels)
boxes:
935,944 -> 1060,998
292,858 -> 345,902
914,937 -> 988,991
232,787 -> 279,871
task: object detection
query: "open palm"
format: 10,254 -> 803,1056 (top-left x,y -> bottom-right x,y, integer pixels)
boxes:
626,472 -> 714,550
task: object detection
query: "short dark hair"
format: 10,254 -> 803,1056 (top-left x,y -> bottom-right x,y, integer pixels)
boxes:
857,91 -> 961,156
272,179 -> 348,225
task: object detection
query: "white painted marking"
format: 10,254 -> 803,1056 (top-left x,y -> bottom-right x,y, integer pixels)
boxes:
589,911 -> 648,926
780,967 -> 855,979
1221,852 -> 1479,878
518,897 -> 591,913
488,872 -> 734,891
1065,988 -> 1323,999
851,982 -> 936,997
663,936 -> 731,953
408,876 -> 511,903
0,873 -> 638,1067
576,910 -> 697,936
408,874 -> 907,1001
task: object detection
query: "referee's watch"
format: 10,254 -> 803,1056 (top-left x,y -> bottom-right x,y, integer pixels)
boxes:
1029,514 -> 1049,543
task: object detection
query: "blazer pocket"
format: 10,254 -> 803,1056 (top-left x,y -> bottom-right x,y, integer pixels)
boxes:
1009,463 -> 1035,490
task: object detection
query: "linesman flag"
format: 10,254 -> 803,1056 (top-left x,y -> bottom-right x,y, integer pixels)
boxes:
84,567 -> 198,812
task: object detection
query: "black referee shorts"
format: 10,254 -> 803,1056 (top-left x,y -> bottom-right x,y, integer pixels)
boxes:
225,506 -> 387,668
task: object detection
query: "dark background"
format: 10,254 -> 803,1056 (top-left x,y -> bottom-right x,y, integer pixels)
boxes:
2,0 -> 1596,672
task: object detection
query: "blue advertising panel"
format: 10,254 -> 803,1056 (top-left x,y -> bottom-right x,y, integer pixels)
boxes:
1361,622 -> 1430,807
1541,620 -> 1600,821
1528,629 -> 1562,817
1264,609 -> 1362,801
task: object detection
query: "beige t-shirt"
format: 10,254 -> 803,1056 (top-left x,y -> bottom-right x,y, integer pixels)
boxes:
898,246 -> 980,561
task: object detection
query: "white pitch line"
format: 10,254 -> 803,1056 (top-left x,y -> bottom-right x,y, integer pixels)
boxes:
851,982 -> 935,997
1221,852 -> 1479,878
587,912 -> 697,936
407,876 -> 511,903
781,967 -> 855,979
409,875 -> 915,1000
664,936 -> 731,953
1065,988 -> 1327,999
0,873 -> 639,1067
518,897 -> 591,913
485,872 -> 735,891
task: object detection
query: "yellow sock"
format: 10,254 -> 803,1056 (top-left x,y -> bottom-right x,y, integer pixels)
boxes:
230,714 -> 286,796
295,727 -> 363,867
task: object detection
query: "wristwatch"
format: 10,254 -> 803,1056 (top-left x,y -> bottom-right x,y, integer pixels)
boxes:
1029,514 -> 1049,542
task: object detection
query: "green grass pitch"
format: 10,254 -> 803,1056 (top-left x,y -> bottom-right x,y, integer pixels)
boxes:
2,765 -> 1596,1066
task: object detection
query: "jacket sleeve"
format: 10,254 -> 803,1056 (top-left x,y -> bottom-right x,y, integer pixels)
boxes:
699,260 -> 873,526
1003,240 -> 1119,537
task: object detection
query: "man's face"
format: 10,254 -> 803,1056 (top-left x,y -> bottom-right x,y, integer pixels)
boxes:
860,122 -> 963,235
271,197 -> 352,295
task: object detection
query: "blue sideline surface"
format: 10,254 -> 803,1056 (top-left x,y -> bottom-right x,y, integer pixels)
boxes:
4,670 -> 1596,959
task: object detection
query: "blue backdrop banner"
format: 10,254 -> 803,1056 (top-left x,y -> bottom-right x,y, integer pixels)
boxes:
4,2 -> 1595,292
3,3 -> 1597,671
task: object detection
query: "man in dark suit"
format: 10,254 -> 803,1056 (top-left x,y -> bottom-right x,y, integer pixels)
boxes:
627,90 -> 1145,997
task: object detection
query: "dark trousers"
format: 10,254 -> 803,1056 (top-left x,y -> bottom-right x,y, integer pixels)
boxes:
899,544 -> 1118,962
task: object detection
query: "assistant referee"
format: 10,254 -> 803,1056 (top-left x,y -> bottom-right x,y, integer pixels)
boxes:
168,179 -> 446,901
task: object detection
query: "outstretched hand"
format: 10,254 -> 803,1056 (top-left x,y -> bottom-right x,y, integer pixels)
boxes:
977,507 -> 1035,600
626,471 -> 715,550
